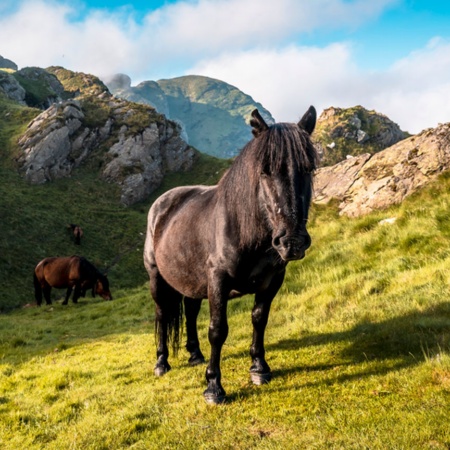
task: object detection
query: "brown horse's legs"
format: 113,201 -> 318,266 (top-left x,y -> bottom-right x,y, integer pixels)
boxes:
184,298 -> 205,366
249,271 -> 285,385
62,287 -> 72,305
72,284 -> 82,303
43,286 -> 52,305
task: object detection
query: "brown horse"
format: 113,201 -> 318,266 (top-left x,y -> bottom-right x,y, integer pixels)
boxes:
68,224 -> 83,245
34,256 -> 112,306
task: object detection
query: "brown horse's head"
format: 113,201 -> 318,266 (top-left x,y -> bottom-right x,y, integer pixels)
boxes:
95,275 -> 112,300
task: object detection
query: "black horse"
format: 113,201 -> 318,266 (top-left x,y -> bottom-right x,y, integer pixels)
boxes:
144,107 -> 318,404
34,256 -> 112,305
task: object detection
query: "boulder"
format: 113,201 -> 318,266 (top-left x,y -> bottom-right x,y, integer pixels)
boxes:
314,106 -> 408,167
0,55 -> 18,70
313,122 -> 450,217
0,71 -> 26,104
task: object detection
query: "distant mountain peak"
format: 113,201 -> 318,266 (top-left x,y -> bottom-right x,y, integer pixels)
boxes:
105,74 -> 274,158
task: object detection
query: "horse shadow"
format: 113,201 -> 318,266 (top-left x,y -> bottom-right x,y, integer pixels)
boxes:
226,302 -> 450,401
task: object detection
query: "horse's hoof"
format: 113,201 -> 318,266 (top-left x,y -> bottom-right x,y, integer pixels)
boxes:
250,371 -> 272,385
203,391 -> 226,405
188,352 -> 205,366
154,364 -> 171,377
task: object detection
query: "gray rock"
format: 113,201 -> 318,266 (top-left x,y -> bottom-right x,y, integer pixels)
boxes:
17,95 -> 196,205
0,71 -> 26,104
313,122 -> 450,216
0,55 -> 18,70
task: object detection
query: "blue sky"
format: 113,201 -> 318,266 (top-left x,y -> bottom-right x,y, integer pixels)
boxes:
1,0 -> 450,133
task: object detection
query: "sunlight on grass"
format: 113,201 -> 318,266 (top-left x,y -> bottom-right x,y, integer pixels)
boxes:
1,142 -> 450,447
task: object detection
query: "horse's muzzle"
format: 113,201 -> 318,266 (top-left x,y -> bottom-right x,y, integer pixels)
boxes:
272,232 -> 311,261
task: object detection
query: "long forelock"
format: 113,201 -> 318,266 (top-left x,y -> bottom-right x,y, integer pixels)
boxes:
218,123 -> 318,248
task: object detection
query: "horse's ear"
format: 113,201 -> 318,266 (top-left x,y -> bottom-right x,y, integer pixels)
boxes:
298,106 -> 317,135
250,109 -> 269,137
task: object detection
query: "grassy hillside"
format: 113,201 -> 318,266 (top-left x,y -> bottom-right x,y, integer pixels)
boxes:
0,92 -> 231,311
0,172 -> 449,448
1,91 -> 449,448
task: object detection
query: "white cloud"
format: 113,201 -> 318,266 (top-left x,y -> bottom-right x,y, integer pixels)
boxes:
1,0 -> 449,133
0,0 -> 397,78
141,0 -> 397,57
189,37 -> 450,133
188,43 -> 362,123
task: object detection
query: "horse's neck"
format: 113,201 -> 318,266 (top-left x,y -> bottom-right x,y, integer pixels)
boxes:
219,194 -> 269,249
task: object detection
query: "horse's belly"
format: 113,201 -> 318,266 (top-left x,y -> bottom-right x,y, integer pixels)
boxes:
156,251 -> 208,299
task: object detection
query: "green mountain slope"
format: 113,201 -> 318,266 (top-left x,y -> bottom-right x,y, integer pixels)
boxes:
107,74 -> 274,158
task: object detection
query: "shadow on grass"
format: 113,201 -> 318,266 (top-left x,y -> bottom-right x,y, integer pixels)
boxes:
224,302 -> 450,402
268,301 -> 450,361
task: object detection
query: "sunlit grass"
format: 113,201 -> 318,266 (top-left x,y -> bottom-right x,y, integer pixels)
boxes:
1,172 -> 450,448
2,81 -> 449,448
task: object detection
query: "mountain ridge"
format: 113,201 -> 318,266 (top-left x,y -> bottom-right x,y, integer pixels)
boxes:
106,73 -> 274,158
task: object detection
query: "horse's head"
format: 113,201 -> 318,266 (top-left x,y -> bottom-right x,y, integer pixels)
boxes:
251,107 -> 317,262
95,274 -> 113,300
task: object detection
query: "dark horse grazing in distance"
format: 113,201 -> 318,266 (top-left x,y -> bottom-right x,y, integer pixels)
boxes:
68,224 -> 83,245
144,107 -> 318,404
34,256 -> 112,306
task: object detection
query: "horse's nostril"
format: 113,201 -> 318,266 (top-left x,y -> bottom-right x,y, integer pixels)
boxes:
272,232 -> 285,249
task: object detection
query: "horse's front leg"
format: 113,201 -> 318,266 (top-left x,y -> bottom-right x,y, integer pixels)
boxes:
72,284 -> 82,303
250,270 -> 285,385
204,272 -> 229,404
184,298 -> 205,366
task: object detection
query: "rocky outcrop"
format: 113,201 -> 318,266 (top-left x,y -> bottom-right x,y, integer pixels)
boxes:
313,122 -> 450,217
13,67 -> 66,109
17,94 -> 196,206
0,55 -> 18,70
0,71 -> 26,104
314,106 -> 408,167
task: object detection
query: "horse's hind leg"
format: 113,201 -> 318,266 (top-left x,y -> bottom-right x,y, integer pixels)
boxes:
150,266 -> 183,377
62,287 -> 72,305
43,286 -> 52,305
184,298 -> 205,366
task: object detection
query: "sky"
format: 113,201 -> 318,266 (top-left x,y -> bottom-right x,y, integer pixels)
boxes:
1,0 -> 450,133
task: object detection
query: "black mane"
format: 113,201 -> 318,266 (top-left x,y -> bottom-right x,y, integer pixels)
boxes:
218,122 -> 318,248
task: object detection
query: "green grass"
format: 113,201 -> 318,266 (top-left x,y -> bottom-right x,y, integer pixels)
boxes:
1,94 -> 449,448
1,172 -> 450,448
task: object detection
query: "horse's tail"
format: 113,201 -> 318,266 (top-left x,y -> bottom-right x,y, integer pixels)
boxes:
155,295 -> 184,356
33,270 -> 42,306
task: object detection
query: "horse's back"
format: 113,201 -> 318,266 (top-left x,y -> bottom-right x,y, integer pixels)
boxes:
36,256 -> 81,288
145,185 -> 216,250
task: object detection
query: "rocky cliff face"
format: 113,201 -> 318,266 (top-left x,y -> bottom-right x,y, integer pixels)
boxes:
14,69 -> 196,206
313,122 -> 450,217
106,74 -> 274,158
0,71 -> 26,104
0,55 -> 18,70
314,106 -> 408,167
